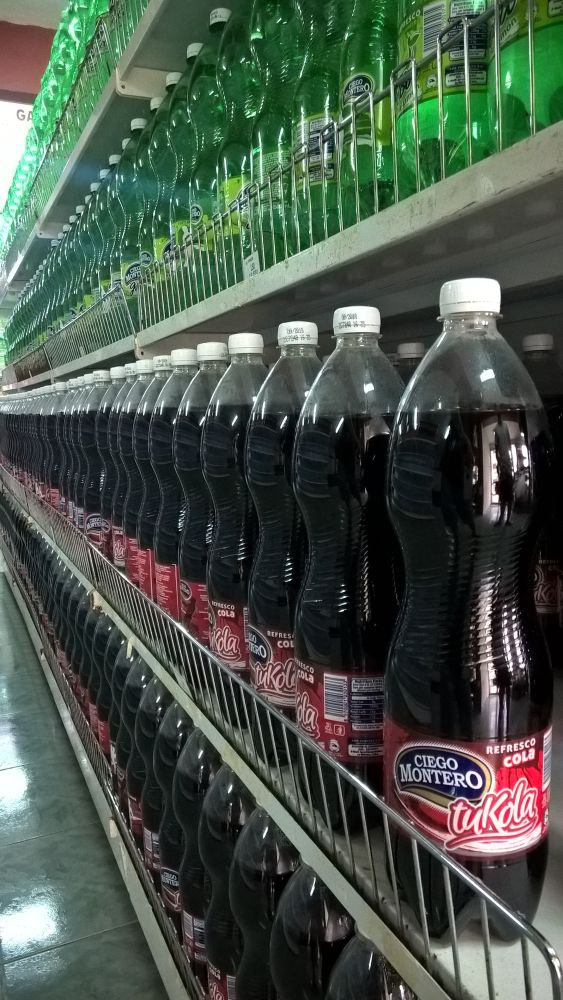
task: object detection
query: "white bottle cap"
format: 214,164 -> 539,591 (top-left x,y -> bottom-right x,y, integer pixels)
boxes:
278,321 -> 318,347
522,333 -> 554,353
58,231 -> 65,238
150,96 -> 162,111
166,72 -> 182,88
228,332 -> 263,355
76,376 -> 85,384
76,205 -> 85,213
84,194 -> 92,204
110,366 -> 127,379
131,118 -> 147,131
187,42 -> 203,60
99,168 -> 109,180
51,239 -> 58,247
171,348 -> 197,365
90,182 -> 100,193
197,341 -> 228,362
125,362 -> 137,375
333,306 -> 381,336
439,278 -> 501,317
135,358 -> 154,373
109,153 -> 120,165
54,382 -> 66,390
210,7 -> 231,27
121,138 -> 130,150
68,216 -> 76,224
83,373 -> 95,384
92,370 -> 111,383
397,342 -> 425,359
68,378 -> 77,387
62,224 -> 71,232
153,355 -> 173,370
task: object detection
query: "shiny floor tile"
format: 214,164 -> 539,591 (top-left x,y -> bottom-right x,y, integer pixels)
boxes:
0,756 -> 94,848
0,709 -> 74,772
0,828 -> 137,961
3,922 -> 167,999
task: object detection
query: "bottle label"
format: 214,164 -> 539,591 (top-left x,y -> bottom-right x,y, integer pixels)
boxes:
220,176 -> 250,239
296,660 -> 384,763
88,699 -> 99,736
174,218 -> 190,248
190,203 -> 214,251
110,270 -> 122,290
125,535 -> 139,585
496,0 -> 563,50
181,579 -> 210,645
248,624 -> 296,708
110,741 -> 117,776
138,547 -> 156,600
102,519 -> 112,559
49,487 -> 60,508
121,259 -> 142,297
160,866 -> 181,912
59,494 -> 67,516
182,910 -> 206,963
82,292 -> 94,311
207,964 -> 236,1000
128,794 -> 143,836
143,826 -> 161,872
75,505 -> 84,531
534,554 -> 558,616
67,499 -> 74,522
155,562 -> 181,620
384,719 -> 552,858
112,526 -> 126,568
56,646 -> 69,677
397,1 -> 489,115
341,69 -> 393,152
85,512 -> 110,550
294,113 -> 337,186
209,600 -> 248,672
98,718 -> 110,756
153,234 -> 174,265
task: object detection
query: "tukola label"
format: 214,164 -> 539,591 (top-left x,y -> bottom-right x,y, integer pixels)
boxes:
112,526 -> 126,568
208,964 -> 236,1000
181,578 -> 209,645
384,719 -> 551,858
138,547 -> 156,600
209,600 -> 248,672
125,534 -> 139,585
248,624 -> 296,708
534,555 -> 558,615
85,512 -> 109,550
296,659 -> 384,763
155,561 -> 181,620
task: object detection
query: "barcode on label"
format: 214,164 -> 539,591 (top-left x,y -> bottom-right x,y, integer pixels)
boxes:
227,974 -> 237,1000
193,915 -> 205,949
423,1 -> 447,54
324,675 -> 348,722
543,728 -> 552,790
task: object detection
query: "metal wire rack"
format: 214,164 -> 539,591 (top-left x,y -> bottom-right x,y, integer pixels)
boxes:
1,465 -> 561,1000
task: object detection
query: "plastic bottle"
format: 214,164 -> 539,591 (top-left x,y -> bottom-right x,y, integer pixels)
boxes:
395,341 -> 425,384
229,808 -> 300,1000
169,43 -> 203,252
117,117 -> 149,325
203,333 -> 267,675
97,153 -> 121,296
119,359 -> 155,585
199,765 -> 255,1000
395,0 -> 492,199
109,141 -> 131,292
89,168 -> 109,302
134,96 -> 165,280
270,865 -> 354,1000
70,372 -> 95,530
174,341 -> 229,641
246,322 -> 320,721
107,362 -> 137,566
95,365 -> 126,557
81,369 -> 112,546
58,377 -> 81,517
88,613 -> 114,737
79,604 -> 101,717
149,76 -> 183,270
152,349 -> 198,618
135,677 -> 173,887
385,277 -> 553,937
121,658 -> 153,840
293,307 -> 403,824
154,702 -> 193,931
66,582 -> 90,695
96,625 -> 125,762
326,934 -> 417,1000
80,183 -> 101,311
110,641 -> 139,792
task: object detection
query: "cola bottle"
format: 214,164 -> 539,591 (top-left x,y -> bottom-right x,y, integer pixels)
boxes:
395,342 -> 425,386
119,359 -> 155,585
81,370 -> 112,546
88,612 -> 114,737
229,808 -> 300,1000
293,306 -> 403,825
44,381 -> 67,509
110,642 -> 139,794
118,656 -> 152,829
174,340 -> 228,642
152,348 -> 198,619
135,677 -> 173,886
270,865 -> 354,1000
71,373 -> 96,530
66,374 -> 92,525
54,562 -> 75,684
154,702 -> 193,931
97,624 -> 125,762
134,355 -> 173,601
79,604 -> 101,720
385,278 -> 553,937
202,333 -> 267,674
58,376 -> 83,517
64,581 -> 89,694
246,322 -> 320,722
95,364 -> 126,557
173,730 -> 222,989
107,362 -> 137,566
199,764 -> 255,1000
326,934 -> 417,1000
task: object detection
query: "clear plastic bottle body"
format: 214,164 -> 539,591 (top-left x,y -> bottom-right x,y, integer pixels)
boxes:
107,370 -> 136,565
118,371 -> 154,585
133,367 -> 171,600
325,933 -> 416,1000
135,677 -> 173,888
154,702 -> 193,932
95,374 -> 126,557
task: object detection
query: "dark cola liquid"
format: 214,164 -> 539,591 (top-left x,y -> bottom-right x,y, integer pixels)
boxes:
135,394 -> 161,553
153,396 -> 190,568
386,406 -> 553,937
136,678 -> 173,889
154,704 -> 192,935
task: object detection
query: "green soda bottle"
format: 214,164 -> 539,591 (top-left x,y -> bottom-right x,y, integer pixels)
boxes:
170,43 -> 203,253
109,139 -> 131,292
250,0 -> 307,272
80,183 -> 101,311
395,0 -> 492,199
149,77 -> 182,268
135,96 -> 163,272
116,117 -> 149,325
59,215 -> 77,327
217,14 -> 261,287
188,9 -> 230,301
69,204 -> 87,319
89,169 -> 109,303
491,1 -> 563,148
95,154 -> 120,297
54,225 -> 71,330
44,238 -> 60,338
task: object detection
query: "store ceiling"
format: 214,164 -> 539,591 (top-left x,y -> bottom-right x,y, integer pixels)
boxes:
0,0 -> 64,28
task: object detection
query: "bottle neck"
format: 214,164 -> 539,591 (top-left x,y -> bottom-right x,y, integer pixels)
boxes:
173,364 -> 198,375
230,353 -> 263,366
442,313 -> 500,337
280,344 -> 318,359
199,360 -> 228,373
335,332 -> 381,349
523,350 -> 553,362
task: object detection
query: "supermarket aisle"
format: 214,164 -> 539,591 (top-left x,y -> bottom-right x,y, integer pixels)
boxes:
0,571 -> 167,999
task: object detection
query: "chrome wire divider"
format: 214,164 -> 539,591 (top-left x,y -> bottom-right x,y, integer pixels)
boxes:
1,465 -> 561,1000
44,286 -> 137,370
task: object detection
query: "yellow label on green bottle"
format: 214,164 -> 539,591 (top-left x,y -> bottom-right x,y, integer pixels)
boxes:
174,218 -> 190,248
82,292 -> 94,312
120,259 -> 141,297
294,113 -> 337,187
496,0 -> 563,48
190,204 -> 215,251
153,234 -> 174,266
341,71 -> 392,147
220,176 -> 250,240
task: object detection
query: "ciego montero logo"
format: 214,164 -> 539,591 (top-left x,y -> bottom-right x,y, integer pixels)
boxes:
395,746 -> 492,808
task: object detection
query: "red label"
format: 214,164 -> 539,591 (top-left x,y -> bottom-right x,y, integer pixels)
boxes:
59,494 -> 67,516
67,499 -> 74,522
98,718 -> 110,755
208,964 -> 236,1000
75,505 -> 84,531
181,579 -> 210,645
143,826 -> 161,872
110,741 -> 117,776
88,700 -> 99,736
128,793 -> 143,836
295,659 -> 384,763
155,561 -> 181,619
85,512 -> 110,550
49,487 -> 60,508
182,910 -> 206,963
101,519 -> 112,559
384,719 -> 552,859
112,526 -> 126,568
248,624 -> 296,708
209,601 -> 248,672
138,547 -> 156,600
161,867 -> 181,912
535,556 -> 558,616
125,535 -> 139,585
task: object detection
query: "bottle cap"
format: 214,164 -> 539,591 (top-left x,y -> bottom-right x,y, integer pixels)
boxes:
68,378 -> 78,387
522,333 -> 554,353
153,355 -> 173,370
131,118 -> 147,131
90,182 -> 100,193
228,332 -> 263,355
76,205 -> 85,213
110,365 -> 127,379
58,231 -> 65,238
166,72 -> 182,88
135,358 -> 154,373
92,369 -> 111,383
83,373 -> 95,384
50,239 -> 58,247
68,216 -> 77,224
278,321 -> 318,347
439,278 -> 501,317
84,194 -> 92,204
62,224 -> 71,232
397,342 -> 425,359
76,375 -> 85,384
99,168 -> 109,180
187,42 -> 203,60
54,382 -> 66,390
333,306 -> 381,336
197,341 -> 228,362
108,153 -> 120,166
121,138 -> 130,150
171,348 -> 197,365
150,96 -> 162,111
210,7 -> 231,27
125,362 -> 137,376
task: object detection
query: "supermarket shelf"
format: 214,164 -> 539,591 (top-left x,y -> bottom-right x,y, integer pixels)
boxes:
1,334 -> 136,391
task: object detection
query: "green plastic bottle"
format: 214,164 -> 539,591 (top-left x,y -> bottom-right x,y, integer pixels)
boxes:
69,204 -> 87,319
395,0 -> 492,199
80,183 -> 101,311
170,43 -> 203,252
116,116 -> 149,325
491,1 -> 563,148
149,77 -> 182,267
53,224 -> 71,330
109,139 -> 130,292
96,153 -> 120,297
59,214 -> 79,327
250,0 -> 307,271
217,13 -> 261,287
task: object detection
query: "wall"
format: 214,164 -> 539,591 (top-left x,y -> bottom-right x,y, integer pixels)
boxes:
0,21 -> 54,101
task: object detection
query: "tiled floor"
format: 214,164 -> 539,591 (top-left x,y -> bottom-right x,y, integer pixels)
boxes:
0,573 -> 167,999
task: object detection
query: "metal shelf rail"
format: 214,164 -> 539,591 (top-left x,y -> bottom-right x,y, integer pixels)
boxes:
0,465 -> 561,1000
